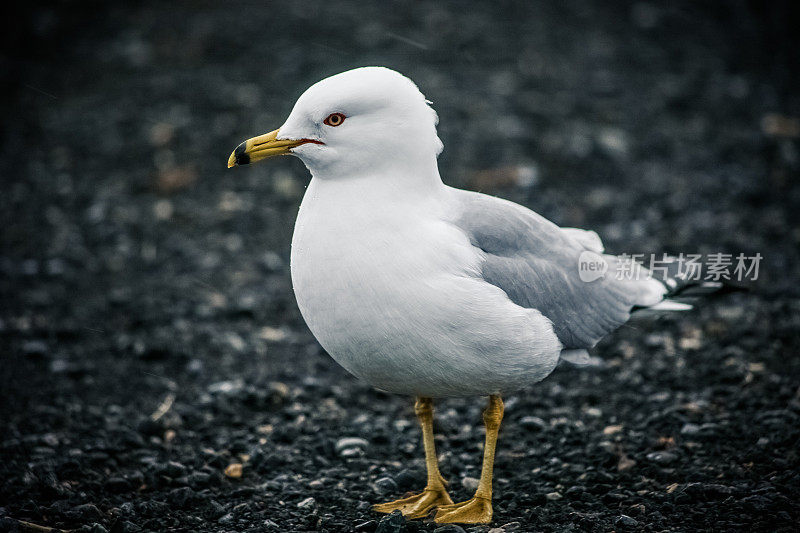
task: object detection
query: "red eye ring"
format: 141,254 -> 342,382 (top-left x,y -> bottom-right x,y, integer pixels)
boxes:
323,112 -> 346,127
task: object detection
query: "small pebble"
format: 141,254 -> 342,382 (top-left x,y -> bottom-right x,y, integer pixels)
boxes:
374,477 -> 399,494
680,423 -> 701,436
461,476 -> 480,491
224,463 -> 243,478
433,525 -> 467,533
519,416 -> 548,430
615,514 -> 639,528
646,451 -> 677,465
297,496 -> 316,509
22,340 -> 49,358
375,510 -> 406,533
335,437 -> 369,456
354,520 -> 378,531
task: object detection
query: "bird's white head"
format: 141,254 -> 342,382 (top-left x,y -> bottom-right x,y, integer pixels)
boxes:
228,67 -> 443,180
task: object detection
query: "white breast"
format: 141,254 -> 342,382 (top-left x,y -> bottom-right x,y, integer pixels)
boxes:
290,178 -> 561,397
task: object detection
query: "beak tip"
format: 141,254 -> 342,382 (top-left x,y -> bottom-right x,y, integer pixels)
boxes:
227,143 -> 250,168
229,142 -> 251,168
227,129 -> 282,169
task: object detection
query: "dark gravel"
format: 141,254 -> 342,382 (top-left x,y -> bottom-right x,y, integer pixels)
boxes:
2,1 -> 799,532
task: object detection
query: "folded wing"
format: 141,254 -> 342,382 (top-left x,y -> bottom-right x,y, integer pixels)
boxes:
452,189 -> 666,349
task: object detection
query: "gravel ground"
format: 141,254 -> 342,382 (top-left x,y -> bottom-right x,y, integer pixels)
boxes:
2,1 -> 799,532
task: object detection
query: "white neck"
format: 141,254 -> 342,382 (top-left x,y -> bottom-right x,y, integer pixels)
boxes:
305,153 -> 445,200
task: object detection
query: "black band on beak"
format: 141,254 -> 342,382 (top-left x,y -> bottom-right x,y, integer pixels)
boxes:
234,142 -> 250,165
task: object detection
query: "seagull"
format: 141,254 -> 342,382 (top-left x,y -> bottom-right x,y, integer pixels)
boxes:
227,67 -> 695,524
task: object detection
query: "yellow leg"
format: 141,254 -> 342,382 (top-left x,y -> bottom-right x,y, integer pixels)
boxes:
373,397 -> 453,519
435,395 -> 504,524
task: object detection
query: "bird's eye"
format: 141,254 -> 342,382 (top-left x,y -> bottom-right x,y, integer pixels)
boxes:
323,113 -> 346,127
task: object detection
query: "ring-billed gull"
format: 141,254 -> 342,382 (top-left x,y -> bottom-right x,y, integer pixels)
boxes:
228,67 -> 694,524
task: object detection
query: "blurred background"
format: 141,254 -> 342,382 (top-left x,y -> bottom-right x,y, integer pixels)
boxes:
1,1 -> 799,532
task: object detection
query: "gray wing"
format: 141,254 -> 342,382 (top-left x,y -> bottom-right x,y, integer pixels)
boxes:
452,189 -> 657,349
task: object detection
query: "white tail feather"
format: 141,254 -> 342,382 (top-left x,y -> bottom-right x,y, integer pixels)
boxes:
647,300 -> 693,311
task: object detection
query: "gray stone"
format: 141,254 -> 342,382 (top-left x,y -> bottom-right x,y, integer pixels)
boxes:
646,451 -> 677,465
519,416 -> 548,430
335,437 -> 369,455
374,476 -> 399,494
615,515 -> 638,528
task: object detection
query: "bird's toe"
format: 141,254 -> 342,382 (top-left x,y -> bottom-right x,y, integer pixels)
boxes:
373,488 -> 453,519
434,496 -> 493,524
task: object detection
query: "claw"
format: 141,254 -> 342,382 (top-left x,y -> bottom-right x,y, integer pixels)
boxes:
434,496 -> 493,524
373,488 -> 454,519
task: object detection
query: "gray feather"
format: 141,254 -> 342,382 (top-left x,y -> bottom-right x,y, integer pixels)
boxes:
452,189 -> 653,349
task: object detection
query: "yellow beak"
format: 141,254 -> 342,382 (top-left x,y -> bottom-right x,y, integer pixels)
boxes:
227,129 -> 318,168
